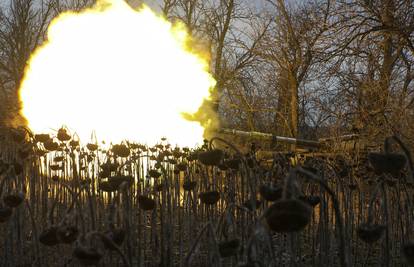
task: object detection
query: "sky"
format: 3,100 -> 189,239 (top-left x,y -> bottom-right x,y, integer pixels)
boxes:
1,0 -> 269,14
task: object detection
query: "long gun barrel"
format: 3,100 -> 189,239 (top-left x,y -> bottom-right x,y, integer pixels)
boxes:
217,128 -> 360,150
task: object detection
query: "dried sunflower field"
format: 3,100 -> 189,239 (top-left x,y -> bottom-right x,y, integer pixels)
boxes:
1,127 -> 414,267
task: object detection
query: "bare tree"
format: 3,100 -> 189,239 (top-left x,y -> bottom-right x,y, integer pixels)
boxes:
257,0 -> 332,138
0,0 -> 55,126
328,0 -> 414,142
201,0 -> 271,131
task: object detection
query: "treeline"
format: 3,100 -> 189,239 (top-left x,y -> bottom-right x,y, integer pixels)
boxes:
0,0 -> 413,144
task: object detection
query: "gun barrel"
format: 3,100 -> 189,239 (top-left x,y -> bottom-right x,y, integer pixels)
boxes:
217,128 -> 322,148
217,128 -> 361,150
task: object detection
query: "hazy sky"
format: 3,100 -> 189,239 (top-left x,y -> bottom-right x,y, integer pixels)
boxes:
2,0 -> 269,13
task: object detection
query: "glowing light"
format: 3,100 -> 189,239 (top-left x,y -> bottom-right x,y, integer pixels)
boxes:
19,0 -> 215,146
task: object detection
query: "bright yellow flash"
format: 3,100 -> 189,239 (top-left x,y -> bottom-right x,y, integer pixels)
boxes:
19,0 -> 215,146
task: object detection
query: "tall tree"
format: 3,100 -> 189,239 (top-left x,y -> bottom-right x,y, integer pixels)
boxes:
331,0 -> 414,140
0,0 -> 54,126
259,0 -> 332,137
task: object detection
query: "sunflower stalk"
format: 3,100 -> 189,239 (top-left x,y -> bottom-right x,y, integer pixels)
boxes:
296,167 -> 349,267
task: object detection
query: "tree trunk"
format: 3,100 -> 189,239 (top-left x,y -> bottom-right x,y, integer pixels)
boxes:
289,70 -> 299,138
276,68 -> 290,137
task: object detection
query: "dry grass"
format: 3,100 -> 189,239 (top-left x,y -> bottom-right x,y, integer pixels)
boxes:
0,127 -> 413,267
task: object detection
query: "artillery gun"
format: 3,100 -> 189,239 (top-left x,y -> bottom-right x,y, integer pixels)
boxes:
216,128 -> 366,158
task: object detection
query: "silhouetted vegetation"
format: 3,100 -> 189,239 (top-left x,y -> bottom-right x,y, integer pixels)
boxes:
0,128 -> 412,266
